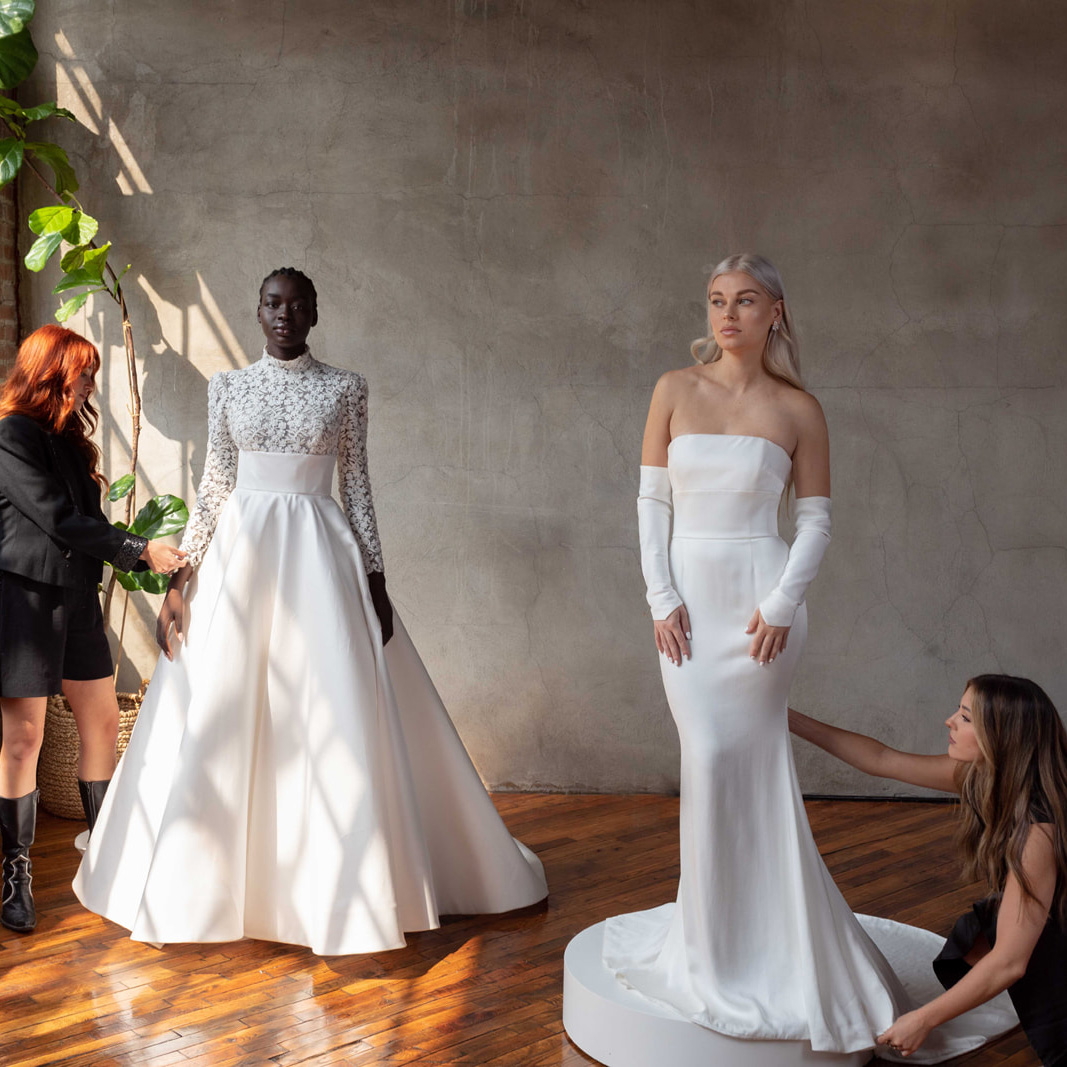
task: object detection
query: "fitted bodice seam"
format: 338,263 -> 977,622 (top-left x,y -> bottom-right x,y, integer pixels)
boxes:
235,486 -> 332,497
673,488 -> 781,497
671,533 -> 783,542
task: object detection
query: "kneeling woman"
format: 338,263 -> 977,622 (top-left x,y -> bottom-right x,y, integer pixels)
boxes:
0,325 -> 185,932
74,268 -> 548,954
790,674 -> 1067,1065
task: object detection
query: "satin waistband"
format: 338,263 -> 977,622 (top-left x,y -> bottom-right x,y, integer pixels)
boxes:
672,490 -> 780,540
236,451 -> 336,496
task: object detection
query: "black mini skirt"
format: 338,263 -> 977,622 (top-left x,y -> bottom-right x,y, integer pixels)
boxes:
0,569 -> 113,698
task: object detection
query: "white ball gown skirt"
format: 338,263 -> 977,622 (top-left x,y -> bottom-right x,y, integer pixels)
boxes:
73,451 -> 547,954
589,436 -> 1015,1062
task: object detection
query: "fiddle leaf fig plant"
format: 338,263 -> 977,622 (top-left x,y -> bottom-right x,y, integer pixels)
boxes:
108,478 -> 189,595
0,1 -> 187,669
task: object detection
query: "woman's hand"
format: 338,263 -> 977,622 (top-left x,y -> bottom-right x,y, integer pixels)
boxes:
156,586 -> 185,660
877,1009 -> 933,1057
745,609 -> 790,665
366,571 -> 394,646
140,540 -> 187,574
654,605 -> 691,666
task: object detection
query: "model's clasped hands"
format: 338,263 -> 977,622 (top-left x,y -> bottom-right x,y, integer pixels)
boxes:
139,541 -> 187,574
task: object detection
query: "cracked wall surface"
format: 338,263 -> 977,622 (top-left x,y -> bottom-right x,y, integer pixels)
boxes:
18,0 -> 1067,795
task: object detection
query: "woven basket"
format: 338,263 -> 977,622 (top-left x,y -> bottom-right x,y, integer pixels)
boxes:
38,685 -> 146,820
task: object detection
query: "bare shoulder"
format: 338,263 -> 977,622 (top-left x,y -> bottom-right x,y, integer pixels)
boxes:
653,365 -> 700,404
776,385 -> 826,438
1017,822 -> 1059,909
1025,821 -> 1056,859
778,384 -> 824,420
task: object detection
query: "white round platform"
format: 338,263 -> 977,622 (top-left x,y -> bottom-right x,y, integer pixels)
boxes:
562,921 -> 870,1067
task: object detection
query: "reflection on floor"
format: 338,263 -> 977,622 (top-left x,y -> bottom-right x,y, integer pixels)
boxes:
1,796 -> 1036,1066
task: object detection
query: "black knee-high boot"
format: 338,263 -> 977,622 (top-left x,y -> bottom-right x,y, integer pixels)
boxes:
0,790 -> 38,933
78,778 -> 110,833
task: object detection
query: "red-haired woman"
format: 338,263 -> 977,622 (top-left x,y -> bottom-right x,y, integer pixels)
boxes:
0,324 -> 185,933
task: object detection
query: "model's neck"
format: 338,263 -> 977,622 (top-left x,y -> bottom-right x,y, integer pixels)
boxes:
712,348 -> 766,390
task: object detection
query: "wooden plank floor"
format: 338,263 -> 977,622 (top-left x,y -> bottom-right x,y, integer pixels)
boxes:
0,797 -> 1038,1066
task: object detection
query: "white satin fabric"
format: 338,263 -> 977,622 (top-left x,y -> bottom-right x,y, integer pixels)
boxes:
603,435 -> 1015,1060
73,451 -> 547,954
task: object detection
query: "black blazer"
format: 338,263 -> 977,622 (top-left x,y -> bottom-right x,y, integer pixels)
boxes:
0,413 -> 147,589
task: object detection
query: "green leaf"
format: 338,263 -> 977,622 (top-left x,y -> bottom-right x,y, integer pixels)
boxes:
60,240 -> 108,277
0,95 -> 21,115
139,571 -> 170,595
24,229 -> 61,270
25,141 -> 78,197
21,102 -> 75,123
28,204 -> 96,243
55,290 -> 90,321
112,520 -> 128,531
28,204 -> 73,235
112,568 -> 142,592
0,1 -> 35,37
63,210 -> 97,243
52,268 -> 103,293
128,569 -> 170,595
107,473 -> 135,501
0,25 -> 37,89
0,136 -> 22,185
128,494 -> 189,539
60,242 -> 90,271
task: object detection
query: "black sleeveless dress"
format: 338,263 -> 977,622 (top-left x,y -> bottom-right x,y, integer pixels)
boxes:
933,857 -> 1066,1066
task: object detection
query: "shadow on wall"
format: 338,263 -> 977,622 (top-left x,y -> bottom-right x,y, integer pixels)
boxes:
107,271 -> 253,692
31,26 -> 252,489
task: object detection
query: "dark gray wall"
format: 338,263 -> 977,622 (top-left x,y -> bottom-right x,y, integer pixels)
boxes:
22,1 -> 1067,793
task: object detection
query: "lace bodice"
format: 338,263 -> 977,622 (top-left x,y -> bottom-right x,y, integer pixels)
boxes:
179,348 -> 384,573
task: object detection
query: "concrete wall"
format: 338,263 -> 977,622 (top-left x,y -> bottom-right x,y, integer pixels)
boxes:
0,176 -> 18,372
19,1 -> 1067,795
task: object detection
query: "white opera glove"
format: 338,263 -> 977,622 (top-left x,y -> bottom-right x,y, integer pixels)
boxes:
638,466 -> 684,621
758,496 -> 832,628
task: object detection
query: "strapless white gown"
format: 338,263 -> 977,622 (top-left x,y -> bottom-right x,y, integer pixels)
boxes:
73,451 -> 547,954
600,435 -> 1015,1060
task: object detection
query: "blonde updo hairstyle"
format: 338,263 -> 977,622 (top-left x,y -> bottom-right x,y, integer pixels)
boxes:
690,253 -> 804,392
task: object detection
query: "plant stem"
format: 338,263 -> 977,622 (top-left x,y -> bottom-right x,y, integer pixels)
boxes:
119,292 -> 140,523
2,118 -> 143,628
113,588 -> 129,683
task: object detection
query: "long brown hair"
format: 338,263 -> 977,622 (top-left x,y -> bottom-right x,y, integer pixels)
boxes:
0,324 -> 106,488
956,674 -> 1067,925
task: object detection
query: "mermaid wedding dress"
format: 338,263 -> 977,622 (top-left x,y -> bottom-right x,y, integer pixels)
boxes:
73,348 -> 547,954
563,434 -> 1015,1064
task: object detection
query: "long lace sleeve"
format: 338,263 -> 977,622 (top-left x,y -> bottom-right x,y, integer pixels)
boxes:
337,373 -> 384,575
179,372 -> 238,569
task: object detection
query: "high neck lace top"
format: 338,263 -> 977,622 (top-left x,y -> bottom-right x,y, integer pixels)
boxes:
179,347 -> 384,573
